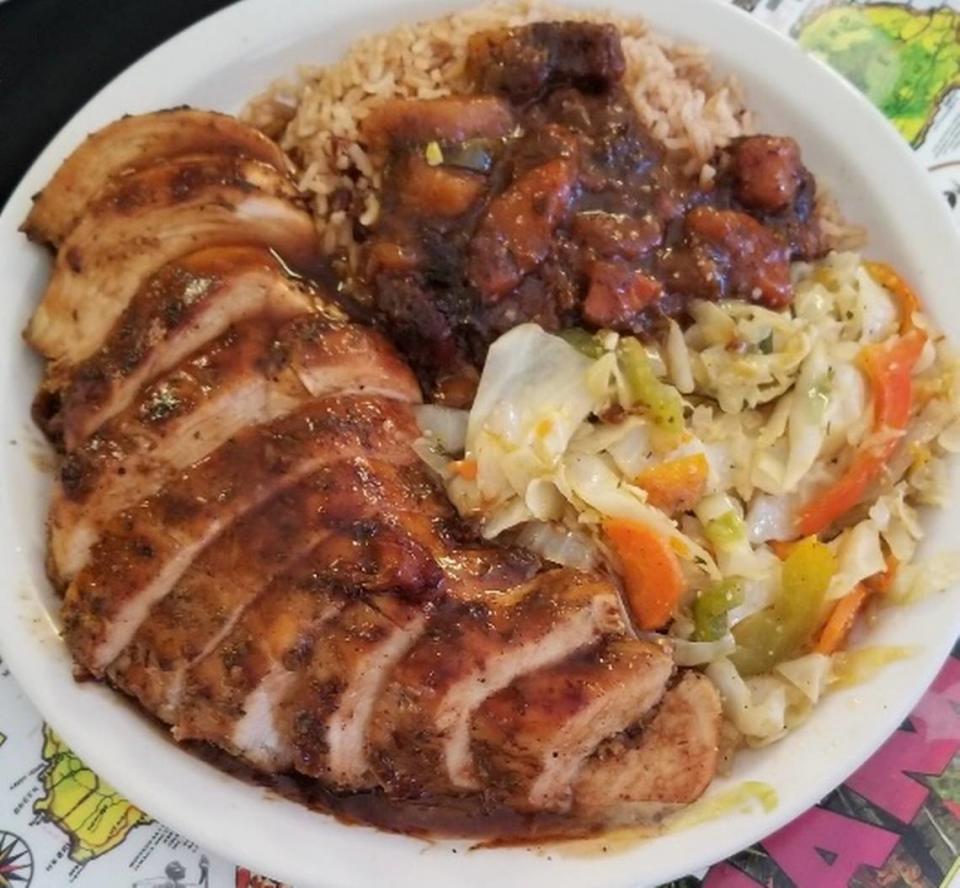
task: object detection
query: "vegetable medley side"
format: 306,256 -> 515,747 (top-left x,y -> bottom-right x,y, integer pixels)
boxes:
415,255 -> 960,747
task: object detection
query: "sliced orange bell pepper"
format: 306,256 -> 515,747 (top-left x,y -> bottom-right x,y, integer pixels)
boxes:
635,453 -> 709,515
865,261 -> 922,334
796,329 -> 926,536
603,518 -> 685,630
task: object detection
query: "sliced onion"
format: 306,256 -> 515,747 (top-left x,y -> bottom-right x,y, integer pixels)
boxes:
413,404 -> 468,454
746,493 -> 795,544
672,633 -> 735,666
513,521 -> 599,571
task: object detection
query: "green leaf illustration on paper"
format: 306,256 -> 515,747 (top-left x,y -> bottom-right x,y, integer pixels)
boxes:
796,3 -> 960,146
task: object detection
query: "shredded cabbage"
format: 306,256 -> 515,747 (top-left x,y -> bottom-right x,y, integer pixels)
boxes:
410,252 -> 958,752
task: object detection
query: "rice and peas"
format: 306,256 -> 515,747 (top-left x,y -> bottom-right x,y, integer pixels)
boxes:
245,1 -> 960,748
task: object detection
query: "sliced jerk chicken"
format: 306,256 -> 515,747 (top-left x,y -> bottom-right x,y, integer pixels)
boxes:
49,310 -> 417,583
471,638 -> 673,812
25,65 -> 724,837
574,672 -> 722,823
27,155 -> 322,373
46,246 -> 314,448
23,108 -> 290,247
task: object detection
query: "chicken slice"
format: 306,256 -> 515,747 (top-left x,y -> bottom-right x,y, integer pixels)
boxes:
106,483 -> 339,722
62,396 -> 420,673
367,570 -> 626,797
109,447 -> 453,727
573,672 -> 722,824
26,156 -> 321,370
278,595 -> 428,788
47,247 -> 313,447
174,524 -> 437,768
170,452 -> 460,764
266,516 -> 472,784
23,108 -> 289,247
174,553 -> 350,768
470,638 -> 672,812
49,315 -> 420,582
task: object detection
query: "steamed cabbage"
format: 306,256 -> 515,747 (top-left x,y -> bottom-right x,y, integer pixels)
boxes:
413,252 -> 959,747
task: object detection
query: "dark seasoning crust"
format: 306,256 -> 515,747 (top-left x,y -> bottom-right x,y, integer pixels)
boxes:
19,17 -> 832,841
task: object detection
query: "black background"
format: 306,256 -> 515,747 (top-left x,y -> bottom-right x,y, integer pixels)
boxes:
0,0 -> 238,211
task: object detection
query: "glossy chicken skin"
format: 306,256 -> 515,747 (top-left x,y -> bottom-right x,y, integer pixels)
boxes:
23,108 -> 290,247
367,571 -> 625,796
49,312 -> 418,583
63,395 -> 421,672
46,247 -> 313,448
26,155 -> 321,371
471,638 -> 673,811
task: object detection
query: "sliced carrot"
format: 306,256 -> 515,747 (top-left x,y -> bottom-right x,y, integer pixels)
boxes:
816,549 -> 898,655
863,551 -> 899,596
816,583 -> 869,655
859,329 -> 927,428
451,458 -> 477,480
865,261 -> 922,334
603,518 -> 685,630
796,330 -> 926,536
769,540 -> 798,561
796,450 -> 888,538
635,453 -> 709,515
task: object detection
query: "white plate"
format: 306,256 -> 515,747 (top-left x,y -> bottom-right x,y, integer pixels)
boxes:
0,1 -> 957,886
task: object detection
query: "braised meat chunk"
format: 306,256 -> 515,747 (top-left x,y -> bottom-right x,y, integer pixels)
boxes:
728,135 -> 806,213
467,21 -> 626,102
362,96 -> 515,152
359,21 -> 825,401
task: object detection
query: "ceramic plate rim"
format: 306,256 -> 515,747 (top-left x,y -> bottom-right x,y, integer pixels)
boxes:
0,2 -> 957,886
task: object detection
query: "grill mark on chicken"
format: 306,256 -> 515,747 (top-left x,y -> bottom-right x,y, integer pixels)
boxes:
107,482 -> 347,721
281,598 -> 427,789
50,322 -> 290,583
271,524 -> 445,786
366,570 -> 625,797
62,396 -> 420,672
23,108 -> 291,247
49,315 -> 420,583
471,638 -> 673,812
26,156 -> 322,370
47,247 -> 313,448
172,466 -> 466,763
573,672 -> 721,822
173,559 -> 350,768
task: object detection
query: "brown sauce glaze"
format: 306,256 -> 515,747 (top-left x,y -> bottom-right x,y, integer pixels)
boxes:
356,21 -> 825,404
190,738 -> 648,842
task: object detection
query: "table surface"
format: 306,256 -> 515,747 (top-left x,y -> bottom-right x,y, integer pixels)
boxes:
0,0 -> 958,886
